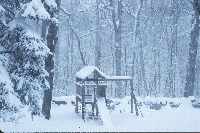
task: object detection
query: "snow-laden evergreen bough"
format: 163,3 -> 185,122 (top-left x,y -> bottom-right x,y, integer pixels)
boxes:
0,0 -> 55,121
0,62 -> 22,122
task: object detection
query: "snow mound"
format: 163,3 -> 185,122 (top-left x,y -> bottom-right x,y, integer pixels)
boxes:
1,96 -> 200,132
97,98 -> 113,127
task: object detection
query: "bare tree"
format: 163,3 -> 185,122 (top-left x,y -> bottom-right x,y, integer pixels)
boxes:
134,0 -> 148,96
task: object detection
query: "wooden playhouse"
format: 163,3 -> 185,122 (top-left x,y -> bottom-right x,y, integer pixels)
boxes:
75,66 -> 138,120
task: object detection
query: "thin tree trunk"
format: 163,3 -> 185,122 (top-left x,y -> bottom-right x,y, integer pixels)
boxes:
134,0 -> 147,96
42,0 -> 61,120
167,0 -> 179,97
110,0 -> 123,97
184,0 -> 200,97
95,0 -> 101,68
70,28 -> 86,66
124,46 -> 128,96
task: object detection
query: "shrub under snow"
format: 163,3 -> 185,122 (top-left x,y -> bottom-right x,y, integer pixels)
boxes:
0,63 -> 21,122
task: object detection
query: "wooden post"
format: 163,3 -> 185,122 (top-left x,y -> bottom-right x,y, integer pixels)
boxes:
82,81 -> 85,120
95,78 -> 99,116
75,80 -> 78,113
92,83 -> 95,116
75,96 -> 78,113
130,80 -> 134,113
130,79 -> 139,116
104,81 -> 107,105
133,92 -> 139,116
95,79 -> 98,116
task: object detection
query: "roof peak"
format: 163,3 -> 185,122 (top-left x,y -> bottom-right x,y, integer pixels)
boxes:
76,65 -> 108,80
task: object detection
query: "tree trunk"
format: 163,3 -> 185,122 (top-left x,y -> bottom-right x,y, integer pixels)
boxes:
70,28 -> 86,66
41,20 -> 48,41
95,0 -> 101,68
110,0 -> 123,97
167,0 -> 179,97
184,0 -> 200,97
134,0 -> 147,96
42,0 -> 61,119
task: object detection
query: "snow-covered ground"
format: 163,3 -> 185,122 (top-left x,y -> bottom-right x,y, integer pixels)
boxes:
1,96 -> 200,132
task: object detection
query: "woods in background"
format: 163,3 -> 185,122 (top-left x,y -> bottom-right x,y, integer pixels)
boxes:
55,0 -> 200,98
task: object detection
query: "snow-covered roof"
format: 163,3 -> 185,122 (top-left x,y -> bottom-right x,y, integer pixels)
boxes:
108,76 -> 132,80
76,66 -> 132,81
76,66 -> 108,80
75,82 -> 107,87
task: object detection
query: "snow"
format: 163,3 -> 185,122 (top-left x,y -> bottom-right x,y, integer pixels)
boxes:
45,0 -> 57,9
76,82 -> 107,86
108,76 -> 132,80
0,63 -> 22,122
0,63 -> 20,108
22,0 -> 50,20
1,96 -> 200,132
116,19 -> 119,28
76,66 -> 108,80
0,5 -> 5,12
76,66 -> 132,80
0,5 -> 5,25
97,98 -> 113,128
0,64 -> 12,90
23,30 -> 50,57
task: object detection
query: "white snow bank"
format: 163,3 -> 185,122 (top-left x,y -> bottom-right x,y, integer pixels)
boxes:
22,0 -> 50,20
1,96 -> 200,132
52,96 -> 73,103
97,98 -> 113,128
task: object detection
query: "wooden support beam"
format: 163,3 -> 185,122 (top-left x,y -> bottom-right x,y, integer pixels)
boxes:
130,80 -> 139,116
95,79 -> 98,116
75,96 -> 79,113
76,78 -> 132,82
82,82 -> 85,120
130,80 -> 133,113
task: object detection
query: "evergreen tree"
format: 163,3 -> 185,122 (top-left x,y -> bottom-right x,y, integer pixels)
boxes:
0,0 -> 51,119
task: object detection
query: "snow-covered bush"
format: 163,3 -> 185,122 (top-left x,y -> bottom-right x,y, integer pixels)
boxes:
0,63 -> 21,122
